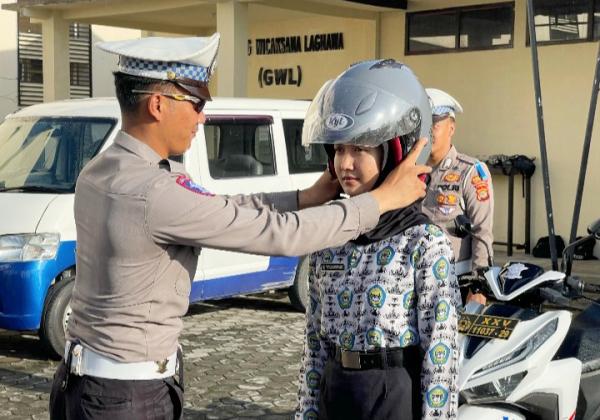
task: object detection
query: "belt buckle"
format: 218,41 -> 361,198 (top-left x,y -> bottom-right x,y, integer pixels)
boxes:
340,350 -> 361,369
155,359 -> 168,374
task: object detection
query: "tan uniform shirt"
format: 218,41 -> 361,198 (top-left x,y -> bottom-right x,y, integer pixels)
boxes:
67,131 -> 379,362
421,146 -> 494,271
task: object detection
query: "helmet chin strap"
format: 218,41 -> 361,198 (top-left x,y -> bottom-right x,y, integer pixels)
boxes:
323,144 -> 337,179
384,136 -> 429,183
327,159 -> 337,179
388,137 -> 404,165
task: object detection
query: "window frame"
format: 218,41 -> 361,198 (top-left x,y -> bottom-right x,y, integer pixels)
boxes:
282,118 -> 328,175
0,116 -> 116,192
527,0 -> 599,46
70,62 -> 91,87
19,58 -> 43,84
203,115 -> 277,180
405,2 -> 515,55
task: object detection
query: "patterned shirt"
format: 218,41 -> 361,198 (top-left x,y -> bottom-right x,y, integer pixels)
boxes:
296,224 -> 461,420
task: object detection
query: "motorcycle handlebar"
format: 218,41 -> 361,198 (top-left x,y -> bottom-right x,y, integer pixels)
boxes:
566,276 -> 600,295
582,283 -> 600,294
539,287 -> 571,306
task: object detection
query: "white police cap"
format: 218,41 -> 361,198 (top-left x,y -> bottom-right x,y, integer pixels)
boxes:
426,88 -> 463,119
96,33 -> 220,101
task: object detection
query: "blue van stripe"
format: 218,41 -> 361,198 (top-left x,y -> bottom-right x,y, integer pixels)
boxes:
0,244 -> 299,330
190,256 -> 299,301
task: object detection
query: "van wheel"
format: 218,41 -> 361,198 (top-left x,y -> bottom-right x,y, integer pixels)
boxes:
39,272 -> 75,359
288,257 -> 309,312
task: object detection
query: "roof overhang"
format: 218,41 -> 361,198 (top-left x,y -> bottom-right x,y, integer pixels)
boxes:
2,0 -> 407,34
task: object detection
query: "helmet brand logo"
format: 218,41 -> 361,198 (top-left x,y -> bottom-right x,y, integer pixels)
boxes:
325,113 -> 354,130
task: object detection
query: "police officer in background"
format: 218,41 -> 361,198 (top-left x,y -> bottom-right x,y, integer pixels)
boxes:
421,88 -> 494,279
49,34 -> 432,419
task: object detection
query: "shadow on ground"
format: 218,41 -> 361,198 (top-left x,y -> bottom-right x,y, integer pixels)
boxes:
0,331 -> 53,361
186,292 -> 299,317
184,396 -> 293,419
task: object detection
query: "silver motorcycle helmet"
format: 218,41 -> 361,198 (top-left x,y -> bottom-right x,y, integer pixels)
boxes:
302,59 -> 432,174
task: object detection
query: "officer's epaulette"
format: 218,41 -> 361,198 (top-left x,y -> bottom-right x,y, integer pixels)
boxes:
474,161 -> 489,180
456,152 -> 477,166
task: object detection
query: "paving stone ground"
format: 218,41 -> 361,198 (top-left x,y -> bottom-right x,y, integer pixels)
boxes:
0,292 -> 304,420
1,251 -> 598,419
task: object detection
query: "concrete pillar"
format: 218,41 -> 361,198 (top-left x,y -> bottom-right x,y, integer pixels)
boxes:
41,11 -> 70,102
216,0 -> 248,97
374,13 -> 381,59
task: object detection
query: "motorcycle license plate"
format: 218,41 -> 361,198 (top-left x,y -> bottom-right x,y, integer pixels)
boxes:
458,313 -> 519,340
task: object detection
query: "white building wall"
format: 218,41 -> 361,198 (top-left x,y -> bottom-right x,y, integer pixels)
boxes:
0,1 -> 19,120
91,25 -> 142,98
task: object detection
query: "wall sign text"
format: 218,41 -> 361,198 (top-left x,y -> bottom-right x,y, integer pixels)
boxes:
249,32 -> 344,55
258,66 -> 302,88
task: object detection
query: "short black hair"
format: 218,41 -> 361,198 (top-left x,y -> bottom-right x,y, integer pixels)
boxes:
113,72 -> 175,114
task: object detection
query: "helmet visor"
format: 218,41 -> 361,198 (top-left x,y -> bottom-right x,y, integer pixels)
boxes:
302,77 -> 423,148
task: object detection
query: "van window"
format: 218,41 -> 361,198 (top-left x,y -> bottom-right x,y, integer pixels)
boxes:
0,117 -> 115,192
283,119 -> 327,174
204,116 -> 276,178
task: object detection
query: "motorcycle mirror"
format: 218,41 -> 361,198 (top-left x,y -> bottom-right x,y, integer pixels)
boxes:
587,218 -> 600,239
454,215 -> 472,238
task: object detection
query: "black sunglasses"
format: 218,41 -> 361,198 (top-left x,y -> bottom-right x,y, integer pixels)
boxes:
132,89 -> 206,113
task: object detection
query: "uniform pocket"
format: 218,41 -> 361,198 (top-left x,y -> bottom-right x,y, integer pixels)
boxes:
79,376 -> 133,416
174,251 -> 194,297
174,271 -> 191,296
81,393 -> 132,411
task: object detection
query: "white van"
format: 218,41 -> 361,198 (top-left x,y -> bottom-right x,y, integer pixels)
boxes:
0,97 -> 326,357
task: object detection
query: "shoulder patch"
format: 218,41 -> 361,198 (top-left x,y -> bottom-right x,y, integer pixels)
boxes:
471,175 -> 485,186
175,175 -> 214,196
475,186 -> 490,201
471,173 -> 490,201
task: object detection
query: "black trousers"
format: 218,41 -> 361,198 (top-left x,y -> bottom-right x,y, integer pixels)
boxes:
49,360 -> 184,420
318,353 -> 422,420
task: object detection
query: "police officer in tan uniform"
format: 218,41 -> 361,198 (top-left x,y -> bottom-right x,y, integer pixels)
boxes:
49,34 -> 432,419
421,88 -> 494,276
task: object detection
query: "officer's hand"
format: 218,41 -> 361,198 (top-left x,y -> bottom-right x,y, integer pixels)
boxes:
298,169 -> 341,209
370,138 -> 432,214
467,290 -> 487,305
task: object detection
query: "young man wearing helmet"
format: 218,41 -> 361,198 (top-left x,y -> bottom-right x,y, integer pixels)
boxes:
422,88 -> 494,303
296,60 -> 460,420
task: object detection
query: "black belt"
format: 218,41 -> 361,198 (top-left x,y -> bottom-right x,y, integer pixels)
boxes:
332,345 -> 417,370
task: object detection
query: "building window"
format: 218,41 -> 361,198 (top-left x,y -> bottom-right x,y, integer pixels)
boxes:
70,62 -> 91,87
19,59 -> 43,84
17,16 -> 92,107
406,3 -> 514,54
531,0 -> 600,44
